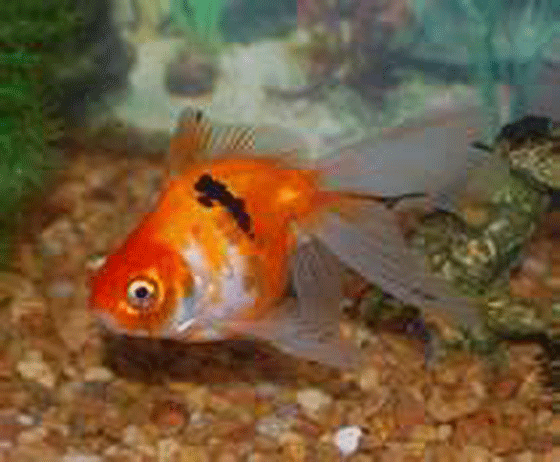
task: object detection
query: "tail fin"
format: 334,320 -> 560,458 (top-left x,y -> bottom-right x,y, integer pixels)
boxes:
317,105 -> 488,200
311,105 -> 492,330
313,199 -> 485,332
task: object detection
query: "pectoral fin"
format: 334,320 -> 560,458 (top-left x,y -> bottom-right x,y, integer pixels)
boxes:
228,236 -> 363,371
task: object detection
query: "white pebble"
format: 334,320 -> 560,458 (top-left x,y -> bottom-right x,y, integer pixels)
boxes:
333,426 -> 362,457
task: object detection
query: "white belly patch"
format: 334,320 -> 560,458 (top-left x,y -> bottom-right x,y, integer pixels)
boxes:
176,241 -> 257,337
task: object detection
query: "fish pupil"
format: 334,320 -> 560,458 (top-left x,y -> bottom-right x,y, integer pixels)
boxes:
135,286 -> 149,299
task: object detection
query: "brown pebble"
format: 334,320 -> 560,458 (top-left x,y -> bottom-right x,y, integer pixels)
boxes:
151,399 -> 189,431
492,425 -> 525,455
492,378 -> 519,400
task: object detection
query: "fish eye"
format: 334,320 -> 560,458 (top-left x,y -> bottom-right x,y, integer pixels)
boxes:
127,278 -> 159,310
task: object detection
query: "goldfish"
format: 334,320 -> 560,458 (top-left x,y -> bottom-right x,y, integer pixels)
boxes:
89,106 -> 489,370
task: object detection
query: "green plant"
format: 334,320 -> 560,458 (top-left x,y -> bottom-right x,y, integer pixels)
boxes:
0,0 -> 81,268
170,0 -> 229,52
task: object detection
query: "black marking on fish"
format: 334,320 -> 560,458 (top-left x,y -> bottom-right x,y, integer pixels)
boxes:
194,174 -> 255,239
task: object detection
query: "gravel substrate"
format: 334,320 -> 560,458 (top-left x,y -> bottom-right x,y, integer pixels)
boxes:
0,142 -> 556,462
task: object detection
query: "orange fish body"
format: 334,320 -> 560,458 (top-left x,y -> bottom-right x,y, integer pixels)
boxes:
89,107 -> 487,369
93,156 -> 336,332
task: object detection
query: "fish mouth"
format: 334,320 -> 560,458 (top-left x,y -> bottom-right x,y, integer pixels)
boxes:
91,301 -> 199,341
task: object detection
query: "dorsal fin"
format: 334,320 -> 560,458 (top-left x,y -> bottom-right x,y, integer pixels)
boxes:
167,108 -> 213,177
167,108 -> 258,176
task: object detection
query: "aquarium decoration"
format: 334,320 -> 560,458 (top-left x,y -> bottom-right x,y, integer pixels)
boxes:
0,0 -> 81,268
410,150 -> 545,297
412,0 -> 559,143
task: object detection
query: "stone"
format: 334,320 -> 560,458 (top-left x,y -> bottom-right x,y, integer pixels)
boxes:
16,351 -> 56,389
278,432 -> 307,462
84,366 -> 115,383
296,388 -> 333,420
515,452 -> 536,462
458,445 -> 493,462
62,453 -> 103,462
437,424 -> 453,441
358,367 -> 381,392
16,425 -> 47,445
180,446 -> 210,462
123,424 -> 142,447
157,438 -> 180,462
256,416 -> 292,440
492,425 -> 524,455
333,426 -> 362,457
410,424 -> 439,443
426,386 -> 482,423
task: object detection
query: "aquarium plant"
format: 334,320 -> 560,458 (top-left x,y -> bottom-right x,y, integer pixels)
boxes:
165,0 -> 230,95
412,0 -> 559,143
0,0 -> 81,268
170,0 -> 229,49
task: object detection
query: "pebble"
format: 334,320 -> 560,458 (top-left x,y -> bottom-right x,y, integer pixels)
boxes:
61,453 -> 103,462
255,382 -> 280,400
358,367 -> 381,391
15,414 -> 35,426
333,426 -> 362,457
492,425 -> 524,455
216,452 -> 237,462
255,415 -> 292,440
123,424 -> 142,447
426,386 -> 481,423
0,352 -> 14,380
279,431 -> 307,462
16,351 -> 56,389
84,366 -> 114,383
158,437 -> 181,462
296,388 -> 333,419
184,386 -> 209,412
460,445 -> 493,462
437,424 -> 453,441
410,424 -> 439,443
515,452 -> 535,462
180,445 -> 210,462
151,399 -> 189,430
56,307 -> 92,352
16,425 -> 47,445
